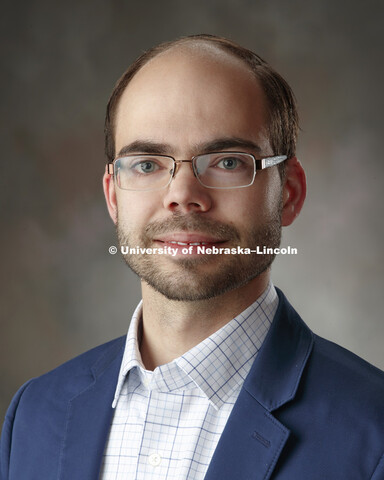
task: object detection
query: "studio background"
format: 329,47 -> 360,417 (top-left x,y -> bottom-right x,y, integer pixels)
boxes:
1,0 -> 383,420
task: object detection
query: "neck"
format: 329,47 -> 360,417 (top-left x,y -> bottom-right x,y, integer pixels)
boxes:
139,271 -> 270,370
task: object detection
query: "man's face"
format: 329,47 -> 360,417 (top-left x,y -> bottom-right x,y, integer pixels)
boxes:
109,46 -> 285,301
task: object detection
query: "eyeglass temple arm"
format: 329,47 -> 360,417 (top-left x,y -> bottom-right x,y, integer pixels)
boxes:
107,163 -> 114,174
255,155 -> 287,170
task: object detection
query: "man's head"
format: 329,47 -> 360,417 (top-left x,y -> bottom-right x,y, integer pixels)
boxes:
103,34 -> 306,301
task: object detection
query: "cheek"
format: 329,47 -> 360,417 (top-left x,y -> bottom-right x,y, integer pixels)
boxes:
227,176 -> 282,228
263,183 -> 283,215
116,191 -> 157,228
255,171 -> 283,214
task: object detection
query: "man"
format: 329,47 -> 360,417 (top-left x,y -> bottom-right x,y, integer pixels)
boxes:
1,34 -> 384,479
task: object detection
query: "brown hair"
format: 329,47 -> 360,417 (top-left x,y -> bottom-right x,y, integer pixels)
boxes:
104,34 -> 298,176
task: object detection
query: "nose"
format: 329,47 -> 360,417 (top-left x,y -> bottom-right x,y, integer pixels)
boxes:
162,160 -> 212,213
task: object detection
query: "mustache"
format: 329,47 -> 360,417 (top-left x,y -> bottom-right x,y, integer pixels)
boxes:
143,213 -> 241,242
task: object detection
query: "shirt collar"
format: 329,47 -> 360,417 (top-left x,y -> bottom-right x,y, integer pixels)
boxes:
112,283 -> 278,410
112,300 -> 144,407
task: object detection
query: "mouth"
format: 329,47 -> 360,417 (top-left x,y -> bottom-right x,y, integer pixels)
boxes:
154,233 -> 227,255
165,240 -> 215,246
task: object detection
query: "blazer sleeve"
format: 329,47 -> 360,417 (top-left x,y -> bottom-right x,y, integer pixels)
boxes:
0,380 -> 34,480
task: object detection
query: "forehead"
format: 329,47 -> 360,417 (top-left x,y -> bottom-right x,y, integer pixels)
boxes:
114,44 -> 270,155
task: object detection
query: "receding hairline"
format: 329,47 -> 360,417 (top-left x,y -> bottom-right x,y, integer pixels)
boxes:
116,40 -> 267,119
137,38 -> 254,69
122,37 -> 266,94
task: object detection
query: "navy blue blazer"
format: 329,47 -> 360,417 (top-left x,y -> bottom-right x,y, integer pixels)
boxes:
1,289 -> 384,479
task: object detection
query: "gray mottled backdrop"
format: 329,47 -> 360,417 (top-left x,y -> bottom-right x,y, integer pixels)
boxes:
1,0 -> 383,419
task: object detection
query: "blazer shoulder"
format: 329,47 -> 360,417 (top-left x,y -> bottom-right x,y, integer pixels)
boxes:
276,288 -> 384,399
1,337 -> 126,479
305,333 -> 384,421
272,289 -> 384,413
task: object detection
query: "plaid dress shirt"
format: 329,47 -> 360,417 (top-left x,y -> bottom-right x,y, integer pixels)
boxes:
99,283 -> 278,479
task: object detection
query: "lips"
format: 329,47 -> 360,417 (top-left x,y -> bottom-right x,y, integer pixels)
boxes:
167,241 -> 212,246
154,233 -> 226,246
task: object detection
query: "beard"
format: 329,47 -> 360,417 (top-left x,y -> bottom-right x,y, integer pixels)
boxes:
116,203 -> 282,302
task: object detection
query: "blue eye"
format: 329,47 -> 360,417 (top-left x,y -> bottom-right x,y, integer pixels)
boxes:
217,156 -> 240,170
128,160 -> 162,175
138,161 -> 157,173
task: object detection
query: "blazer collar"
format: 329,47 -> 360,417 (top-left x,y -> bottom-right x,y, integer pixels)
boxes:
205,288 -> 314,480
244,287 -> 314,411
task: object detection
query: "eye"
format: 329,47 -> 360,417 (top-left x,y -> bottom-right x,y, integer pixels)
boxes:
139,161 -> 157,173
216,156 -> 241,170
131,159 -> 161,174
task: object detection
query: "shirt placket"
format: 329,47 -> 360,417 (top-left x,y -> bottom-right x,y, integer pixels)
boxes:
136,366 -> 189,479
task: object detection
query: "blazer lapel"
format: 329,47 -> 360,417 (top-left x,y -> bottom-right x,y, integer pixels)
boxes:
205,289 -> 314,480
58,339 -> 124,480
204,388 -> 290,480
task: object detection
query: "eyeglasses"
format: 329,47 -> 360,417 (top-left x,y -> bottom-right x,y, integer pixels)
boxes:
107,152 -> 287,191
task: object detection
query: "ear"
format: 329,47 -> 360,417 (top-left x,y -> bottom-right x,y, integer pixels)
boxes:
103,165 -> 118,224
281,157 -> 306,227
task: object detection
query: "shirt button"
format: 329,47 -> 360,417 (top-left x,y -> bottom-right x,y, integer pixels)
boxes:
148,452 -> 162,466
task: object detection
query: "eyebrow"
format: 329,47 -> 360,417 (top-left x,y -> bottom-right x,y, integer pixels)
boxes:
117,141 -> 170,156
116,137 -> 262,158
